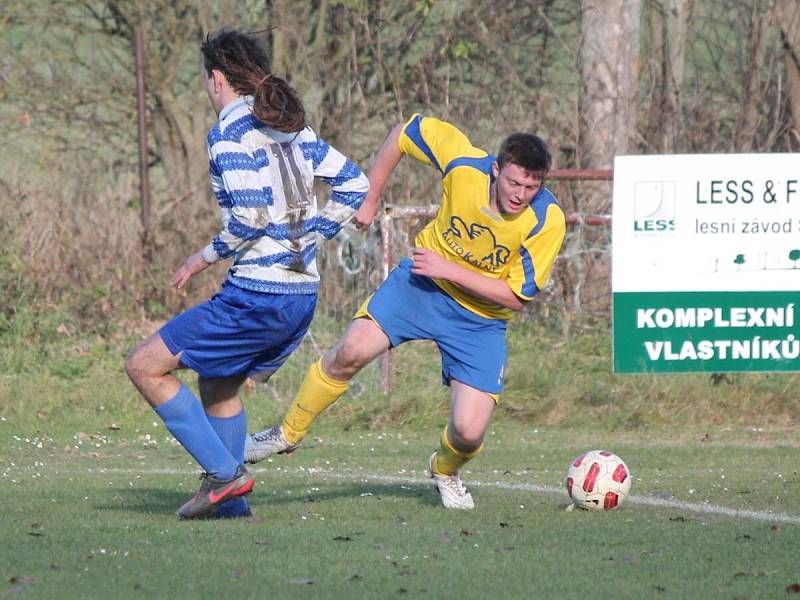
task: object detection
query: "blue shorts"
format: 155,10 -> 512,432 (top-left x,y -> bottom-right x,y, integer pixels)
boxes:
160,282 -> 317,380
361,258 -> 507,394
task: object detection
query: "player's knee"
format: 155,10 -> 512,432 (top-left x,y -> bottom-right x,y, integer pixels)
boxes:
448,425 -> 484,453
125,343 -> 165,385
328,343 -> 369,378
124,350 -> 144,383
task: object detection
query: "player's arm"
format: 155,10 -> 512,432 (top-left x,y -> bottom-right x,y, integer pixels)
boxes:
355,115 -> 475,230
353,124 -> 404,230
506,203 -> 567,301
311,137 -> 370,239
411,248 -> 527,311
173,142 -> 268,289
171,251 -> 210,290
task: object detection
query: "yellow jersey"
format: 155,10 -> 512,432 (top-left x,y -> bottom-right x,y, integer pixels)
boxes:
398,114 -> 566,320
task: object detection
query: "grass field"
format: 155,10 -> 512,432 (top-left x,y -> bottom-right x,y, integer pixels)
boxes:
2,412 -> 798,599
1,317 -> 799,598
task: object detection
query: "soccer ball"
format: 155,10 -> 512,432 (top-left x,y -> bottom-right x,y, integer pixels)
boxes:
566,450 -> 631,511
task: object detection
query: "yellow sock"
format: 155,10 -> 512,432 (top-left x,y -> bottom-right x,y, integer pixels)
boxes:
431,425 -> 484,475
282,358 -> 348,444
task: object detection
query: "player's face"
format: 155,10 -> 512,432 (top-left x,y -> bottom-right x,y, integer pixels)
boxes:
491,162 -> 543,215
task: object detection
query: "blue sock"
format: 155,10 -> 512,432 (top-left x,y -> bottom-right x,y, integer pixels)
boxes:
207,410 -> 250,518
154,385 -> 239,480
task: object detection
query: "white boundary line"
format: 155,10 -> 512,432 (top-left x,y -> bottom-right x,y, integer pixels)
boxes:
88,466 -> 800,525
321,471 -> 800,524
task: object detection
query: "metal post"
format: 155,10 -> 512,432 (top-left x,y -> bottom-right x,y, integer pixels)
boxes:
379,207 -> 394,395
549,168 -> 613,180
134,25 -> 151,253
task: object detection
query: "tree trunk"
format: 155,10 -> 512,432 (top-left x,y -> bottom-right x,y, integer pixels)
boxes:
267,0 -> 290,76
579,0 -> 642,211
735,0 -> 775,151
659,0 -> 693,151
776,0 -> 800,145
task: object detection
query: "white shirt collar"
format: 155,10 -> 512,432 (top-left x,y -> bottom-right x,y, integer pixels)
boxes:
218,95 -> 254,122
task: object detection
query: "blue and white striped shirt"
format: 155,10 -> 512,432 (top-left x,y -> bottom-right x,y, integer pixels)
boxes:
201,96 -> 369,294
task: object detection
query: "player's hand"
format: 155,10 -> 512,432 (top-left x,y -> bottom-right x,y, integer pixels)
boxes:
171,252 -> 210,290
411,247 -> 454,280
353,200 -> 380,230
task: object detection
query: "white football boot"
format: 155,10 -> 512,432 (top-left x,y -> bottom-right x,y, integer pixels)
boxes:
428,452 -> 475,510
244,425 -> 298,464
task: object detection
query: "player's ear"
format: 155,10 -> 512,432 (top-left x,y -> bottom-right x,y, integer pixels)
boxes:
491,161 -> 500,178
211,69 -> 227,92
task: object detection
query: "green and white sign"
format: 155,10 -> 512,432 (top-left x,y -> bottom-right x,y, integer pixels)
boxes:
612,154 -> 800,373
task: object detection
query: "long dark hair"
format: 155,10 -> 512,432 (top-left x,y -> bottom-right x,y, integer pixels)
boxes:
201,29 -> 306,133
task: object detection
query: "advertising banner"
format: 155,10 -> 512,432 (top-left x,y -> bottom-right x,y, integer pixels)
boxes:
612,154 -> 800,373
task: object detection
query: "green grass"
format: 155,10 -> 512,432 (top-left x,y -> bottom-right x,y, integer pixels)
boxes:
3,313 -> 800,432
2,413 -> 798,599
1,316 -> 798,597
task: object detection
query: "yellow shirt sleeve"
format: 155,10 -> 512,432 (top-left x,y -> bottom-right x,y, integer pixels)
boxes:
507,202 -> 566,301
398,114 -> 478,173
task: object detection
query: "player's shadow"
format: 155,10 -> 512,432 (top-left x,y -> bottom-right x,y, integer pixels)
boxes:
101,480 -> 434,516
256,480 -> 429,507
98,487 -> 198,516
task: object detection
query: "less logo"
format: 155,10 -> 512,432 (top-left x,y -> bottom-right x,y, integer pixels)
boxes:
633,181 -> 676,233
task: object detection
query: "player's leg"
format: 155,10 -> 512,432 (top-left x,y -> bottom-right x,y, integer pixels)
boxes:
125,333 -> 242,483
200,375 -> 247,418
435,380 -> 496,473
285,316 -> 390,438
126,288 -> 274,519
125,331 -> 184,405
274,260 -> 423,446
172,287 -> 314,516
199,374 -> 251,518
428,381 -> 496,510
246,258 -> 437,464
245,317 -> 390,463
424,290 -> 506,509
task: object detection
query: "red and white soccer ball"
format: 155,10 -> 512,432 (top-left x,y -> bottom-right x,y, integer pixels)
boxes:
566,450 -> 631,511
